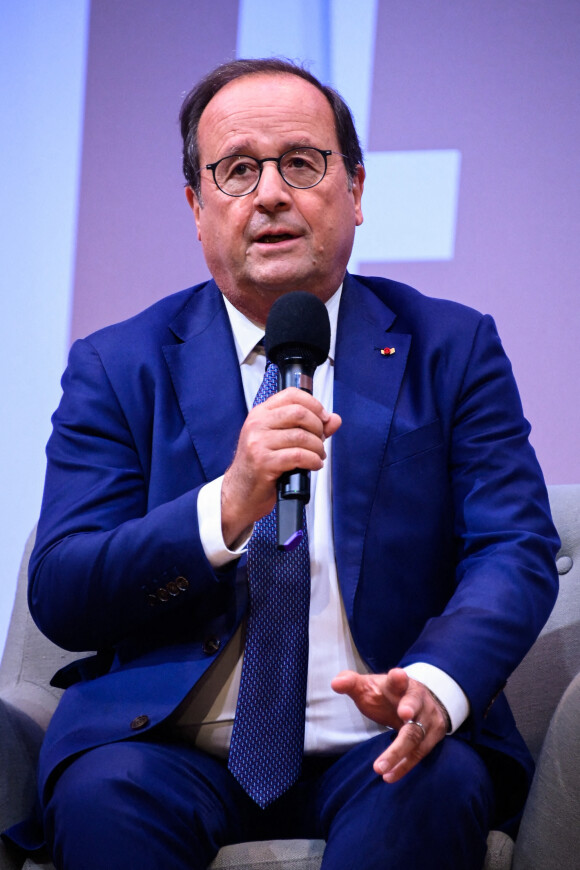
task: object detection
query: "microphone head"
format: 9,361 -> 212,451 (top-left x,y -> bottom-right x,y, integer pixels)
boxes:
264,291 -> 331,368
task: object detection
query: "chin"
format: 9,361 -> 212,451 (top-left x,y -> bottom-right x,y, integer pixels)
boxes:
252,267 -> 325,295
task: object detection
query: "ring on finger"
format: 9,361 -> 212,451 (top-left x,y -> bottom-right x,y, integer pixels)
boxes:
403,719 -> 426,740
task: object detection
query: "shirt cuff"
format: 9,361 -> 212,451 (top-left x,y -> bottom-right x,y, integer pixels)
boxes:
403,662 -> 470,734
197,476 -> 252,569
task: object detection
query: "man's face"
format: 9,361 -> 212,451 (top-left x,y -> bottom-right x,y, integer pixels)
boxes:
187,73 -> 364,325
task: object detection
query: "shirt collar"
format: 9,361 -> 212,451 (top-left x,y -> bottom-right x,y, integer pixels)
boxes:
223,284 -> 342,367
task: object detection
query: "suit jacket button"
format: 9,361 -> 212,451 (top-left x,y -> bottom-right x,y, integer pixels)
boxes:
166,580 -> 179,596
130,714 -> 150,730
156,587 -> 170,603
175,576 -> 189,592
202,637 -> 221,655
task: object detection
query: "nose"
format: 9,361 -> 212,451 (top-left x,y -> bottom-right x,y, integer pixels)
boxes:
253,160 -> 291,212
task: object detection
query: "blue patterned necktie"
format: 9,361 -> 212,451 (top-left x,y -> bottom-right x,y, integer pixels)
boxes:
228,360 -> 311,808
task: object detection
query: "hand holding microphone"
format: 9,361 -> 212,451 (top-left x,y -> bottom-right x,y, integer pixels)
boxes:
220,292 -> 340,551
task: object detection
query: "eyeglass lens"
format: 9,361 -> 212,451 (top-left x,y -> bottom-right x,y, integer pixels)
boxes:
214,148 -> 327,195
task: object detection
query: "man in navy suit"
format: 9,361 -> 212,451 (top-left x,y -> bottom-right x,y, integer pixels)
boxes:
25,59 -> 558,868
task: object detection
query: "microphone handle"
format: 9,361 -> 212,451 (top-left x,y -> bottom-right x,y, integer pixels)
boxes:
276,359 -> 315,551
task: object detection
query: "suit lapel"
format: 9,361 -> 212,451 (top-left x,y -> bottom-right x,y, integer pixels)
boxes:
162,274 -> 410,615
333,274 -> 411,620
163,281 -> 247,482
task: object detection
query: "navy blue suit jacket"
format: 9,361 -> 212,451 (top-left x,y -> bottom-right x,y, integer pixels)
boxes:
29,273 -> 559,821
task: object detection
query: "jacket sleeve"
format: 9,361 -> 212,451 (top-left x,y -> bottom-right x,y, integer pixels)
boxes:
28,337 -> 234,652
399,313 -> 560,727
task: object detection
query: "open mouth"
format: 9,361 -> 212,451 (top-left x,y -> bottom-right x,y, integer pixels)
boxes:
257,233 -> 296,244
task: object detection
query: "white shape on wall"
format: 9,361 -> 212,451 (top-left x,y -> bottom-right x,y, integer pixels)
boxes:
237,0 -> 461,265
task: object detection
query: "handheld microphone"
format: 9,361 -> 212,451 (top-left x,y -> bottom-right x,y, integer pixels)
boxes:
264,291 -> 331,551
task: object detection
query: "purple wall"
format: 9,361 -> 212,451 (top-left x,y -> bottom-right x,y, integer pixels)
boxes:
70,0 -> 237,337
365,0 -> 579,484
71,0 -> 579,483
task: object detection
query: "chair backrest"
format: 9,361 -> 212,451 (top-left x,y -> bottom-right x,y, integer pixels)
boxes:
1,485 -> 578,752
0,529 -> 84,730
505,484 -> 580,759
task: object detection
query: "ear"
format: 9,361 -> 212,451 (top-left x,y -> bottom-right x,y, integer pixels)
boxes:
185,186 -> 202,241
351,164 -> 365,227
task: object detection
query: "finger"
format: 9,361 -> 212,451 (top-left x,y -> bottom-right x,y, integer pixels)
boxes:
376,750 -> 421,784
260,390 -> 341,441
383,667 -> 412,700
253,402 -> 324,434
331,671 -> 401,729
261,444 -> 327,478
255,404 -> 331,447
322,412 -> 342,438
264,387 -> 332,423
373,720 -> 429,783
387,672 -> 427,723
396,690 -> 424,725
258,426 -> 329,460
241,415 -> 331,480
330,670 -> 359,696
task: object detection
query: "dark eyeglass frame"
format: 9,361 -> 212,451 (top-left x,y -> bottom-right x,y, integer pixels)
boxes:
204,147 -> 344,197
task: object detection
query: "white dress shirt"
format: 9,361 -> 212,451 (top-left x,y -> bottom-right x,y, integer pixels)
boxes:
174,287 -> 469,756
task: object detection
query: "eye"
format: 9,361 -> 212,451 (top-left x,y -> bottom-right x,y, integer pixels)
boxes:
281,149 -> 326,187
219,157 -> 259,181
231,161 -> 253,177
213,155 -> 261,194
286,154 -> 316,171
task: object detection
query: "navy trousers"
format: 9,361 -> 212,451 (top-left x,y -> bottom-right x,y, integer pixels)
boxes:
43,731 -> 494,870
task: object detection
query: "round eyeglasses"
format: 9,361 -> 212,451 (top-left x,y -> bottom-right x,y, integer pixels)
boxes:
204,147 -> 345,197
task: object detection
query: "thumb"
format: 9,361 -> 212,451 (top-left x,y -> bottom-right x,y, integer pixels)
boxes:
331,670 -> 359,697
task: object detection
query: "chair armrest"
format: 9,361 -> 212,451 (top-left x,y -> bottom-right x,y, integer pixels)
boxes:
513,670 -> 580,869
484,830 -> 514,869
0,683 -> 60,735
0,693 -> 46,834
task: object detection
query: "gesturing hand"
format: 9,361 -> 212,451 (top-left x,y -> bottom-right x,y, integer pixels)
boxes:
221,387 -> 341,548
331,668 -> 449,783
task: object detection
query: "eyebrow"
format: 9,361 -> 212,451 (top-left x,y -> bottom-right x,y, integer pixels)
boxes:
218,138 -> 318,158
